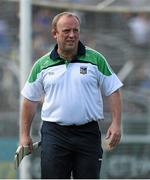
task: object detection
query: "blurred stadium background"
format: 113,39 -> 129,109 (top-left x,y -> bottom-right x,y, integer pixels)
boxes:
0,0 -> 150,178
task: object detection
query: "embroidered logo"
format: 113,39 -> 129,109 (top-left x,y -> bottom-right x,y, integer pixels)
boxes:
48,71 -> 55,75
80,66 -> 87,74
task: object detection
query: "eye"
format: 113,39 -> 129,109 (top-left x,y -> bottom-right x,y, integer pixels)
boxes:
63,29 -> 70,34
73,28 -> 79,33
62,28 -> 79,34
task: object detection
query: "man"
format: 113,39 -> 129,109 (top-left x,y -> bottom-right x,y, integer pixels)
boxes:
20,12 -> 123,179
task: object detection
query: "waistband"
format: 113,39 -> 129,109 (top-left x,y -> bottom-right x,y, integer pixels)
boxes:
42,120 -> 98,129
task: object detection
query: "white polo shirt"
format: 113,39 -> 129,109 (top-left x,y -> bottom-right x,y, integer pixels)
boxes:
21,42 -> 123,125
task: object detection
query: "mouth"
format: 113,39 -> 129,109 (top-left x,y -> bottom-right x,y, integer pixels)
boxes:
66,40 -> 76,46
66,40 -> 74,43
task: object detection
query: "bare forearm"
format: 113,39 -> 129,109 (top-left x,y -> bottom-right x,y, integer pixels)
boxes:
109,90 -> 122,126
20,98 -> 38,144
106,89 -> 122,148
20,104 -> 34,137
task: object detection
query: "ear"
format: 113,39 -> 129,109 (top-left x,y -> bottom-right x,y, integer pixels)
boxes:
51,29 -> 57,39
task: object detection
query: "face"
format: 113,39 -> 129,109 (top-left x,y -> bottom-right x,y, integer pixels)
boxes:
52,15 -> 80,56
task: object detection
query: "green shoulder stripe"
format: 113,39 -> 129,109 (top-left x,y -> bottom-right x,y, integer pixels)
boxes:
28,52 -> 61,83
80,47 -> 113,76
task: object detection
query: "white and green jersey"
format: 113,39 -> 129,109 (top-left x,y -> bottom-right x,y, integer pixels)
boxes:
21,42 -> 123,125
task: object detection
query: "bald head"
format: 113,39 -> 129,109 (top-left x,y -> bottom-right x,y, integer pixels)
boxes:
51,12 -> 81,31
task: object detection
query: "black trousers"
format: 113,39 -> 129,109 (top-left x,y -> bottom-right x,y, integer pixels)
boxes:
41,121 -> 103,179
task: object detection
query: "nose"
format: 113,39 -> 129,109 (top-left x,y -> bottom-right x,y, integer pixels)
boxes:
68,30 -> 75,38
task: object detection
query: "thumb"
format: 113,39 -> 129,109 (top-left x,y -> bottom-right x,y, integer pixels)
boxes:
106,129 -> 111,139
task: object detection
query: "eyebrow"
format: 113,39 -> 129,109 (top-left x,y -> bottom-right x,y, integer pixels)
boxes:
62,27 -> 80,30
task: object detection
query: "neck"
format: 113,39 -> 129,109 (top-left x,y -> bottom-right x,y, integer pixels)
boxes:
60,54 -> 74,61
58,49 -> 77,61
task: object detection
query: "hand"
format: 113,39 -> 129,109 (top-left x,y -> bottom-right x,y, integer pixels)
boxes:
20,135 -> 33,153
105,122 -> 121,149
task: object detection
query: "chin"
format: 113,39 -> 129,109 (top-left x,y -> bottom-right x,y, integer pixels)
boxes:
65,46 -> 75,51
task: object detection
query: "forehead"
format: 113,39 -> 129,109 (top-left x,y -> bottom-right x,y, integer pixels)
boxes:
57,15 -> 80,29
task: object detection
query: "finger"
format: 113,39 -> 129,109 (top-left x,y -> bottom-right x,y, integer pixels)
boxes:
29,142 -> 33,153
109,134 -> 121,147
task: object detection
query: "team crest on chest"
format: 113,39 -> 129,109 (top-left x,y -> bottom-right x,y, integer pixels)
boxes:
80,66 -> 87,74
